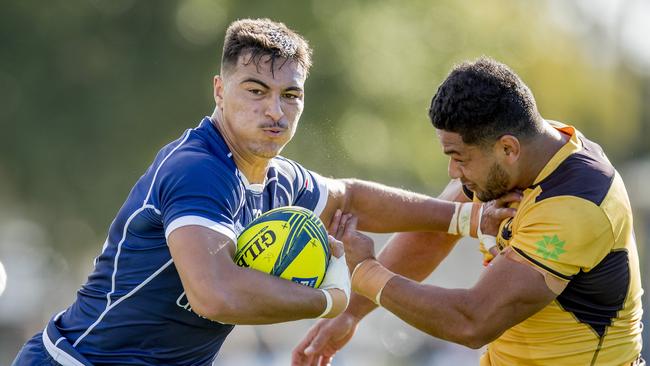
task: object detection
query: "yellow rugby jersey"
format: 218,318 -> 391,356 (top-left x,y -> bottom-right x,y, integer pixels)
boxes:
470,122 -> 643,365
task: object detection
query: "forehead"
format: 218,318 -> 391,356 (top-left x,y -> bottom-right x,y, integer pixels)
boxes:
225,53 -> 307,88
436,129 -> 469,155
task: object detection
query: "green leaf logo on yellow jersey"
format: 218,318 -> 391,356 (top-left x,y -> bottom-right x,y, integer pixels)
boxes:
535,235 -> 566,260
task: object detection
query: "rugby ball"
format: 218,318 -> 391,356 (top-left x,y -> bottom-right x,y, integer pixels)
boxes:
234,206 -> 330,288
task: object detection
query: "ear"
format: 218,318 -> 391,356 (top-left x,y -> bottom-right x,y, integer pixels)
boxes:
214,75 -> 224,109
495,135 -> 520,164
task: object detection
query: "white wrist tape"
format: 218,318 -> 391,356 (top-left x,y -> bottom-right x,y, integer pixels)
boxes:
447,202 -> 461,235
476,216 -> 497,252
457,202 -> 474,237
318,289 -> 333,318
476,208 -> 497,252
318,254 -> 351,317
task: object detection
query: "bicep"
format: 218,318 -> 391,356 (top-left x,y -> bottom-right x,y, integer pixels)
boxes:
468,249 -> 560,341
319,177 -> 347,228
167,225 -> 236,306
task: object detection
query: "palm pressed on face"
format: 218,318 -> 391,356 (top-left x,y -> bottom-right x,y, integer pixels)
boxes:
216,53 -> 306,160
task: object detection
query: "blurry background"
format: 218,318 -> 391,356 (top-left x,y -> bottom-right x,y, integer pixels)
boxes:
1,0 -> 649,364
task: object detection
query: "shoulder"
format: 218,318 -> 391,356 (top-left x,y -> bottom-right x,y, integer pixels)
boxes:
534,136 -> 614,206
152,135 -> 241,206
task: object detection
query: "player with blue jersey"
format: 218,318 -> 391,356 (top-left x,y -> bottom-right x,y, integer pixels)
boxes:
12,19 -> 507,366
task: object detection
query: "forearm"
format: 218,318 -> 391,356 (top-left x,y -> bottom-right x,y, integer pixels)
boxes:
352,253 -> 557,349
342,231 -> 461,321
170,227 -> 333,325
342,179 -> 457,233
379,277 -> 485,348
192,266 -> 327,325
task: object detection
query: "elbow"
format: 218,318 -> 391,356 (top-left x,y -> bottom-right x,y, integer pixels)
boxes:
454,324 -> 495,349
443,313 -> 494,349
458,335 -> 489,350
187,292 -> 239,323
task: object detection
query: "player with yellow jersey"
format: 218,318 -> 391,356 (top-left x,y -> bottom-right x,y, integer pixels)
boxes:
292,58 -> 643,366
475,120 -> 642,364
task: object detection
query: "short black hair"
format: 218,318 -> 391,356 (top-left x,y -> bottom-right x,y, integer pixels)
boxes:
429,57 -> 541,146
221,18 -> 312,75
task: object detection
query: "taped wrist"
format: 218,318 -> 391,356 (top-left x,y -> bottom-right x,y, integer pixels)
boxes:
320,254 -> 351,301
351,259 -> 396,306
447,202 -> 482,238
318,254 -> 351,318
318,288 -> 347,318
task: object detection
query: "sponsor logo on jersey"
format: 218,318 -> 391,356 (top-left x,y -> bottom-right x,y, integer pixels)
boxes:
535,234 -> 566,260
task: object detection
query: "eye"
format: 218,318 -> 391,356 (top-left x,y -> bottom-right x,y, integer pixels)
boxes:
283,92 -> 301,100
248,89 -> 264,96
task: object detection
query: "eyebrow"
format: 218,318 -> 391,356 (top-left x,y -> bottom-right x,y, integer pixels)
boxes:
443,148 -> 461,156
241,78 -> 269,89
240,78 -> 303,93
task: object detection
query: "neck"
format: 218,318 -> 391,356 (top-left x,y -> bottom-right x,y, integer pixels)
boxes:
210,112 -> 269,184
517,121 -> 569,188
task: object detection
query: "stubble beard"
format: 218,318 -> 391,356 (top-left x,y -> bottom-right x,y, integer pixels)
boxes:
249,141 -> 286,159
476,162 -> 510,202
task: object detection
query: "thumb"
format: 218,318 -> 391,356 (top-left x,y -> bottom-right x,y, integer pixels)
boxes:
304,332 -> 329,356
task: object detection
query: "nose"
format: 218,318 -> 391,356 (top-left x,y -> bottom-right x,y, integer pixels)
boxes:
265,95 -> 284,123
448,159 -> 463,180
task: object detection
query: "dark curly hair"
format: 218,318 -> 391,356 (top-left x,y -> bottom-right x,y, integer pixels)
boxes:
429,57 -> 542,147
221,18 -> 312,75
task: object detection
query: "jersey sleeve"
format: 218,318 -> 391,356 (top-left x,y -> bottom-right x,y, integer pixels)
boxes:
157,154 -> 241,243
275,158 -> 328,216
509,196 -> 612,280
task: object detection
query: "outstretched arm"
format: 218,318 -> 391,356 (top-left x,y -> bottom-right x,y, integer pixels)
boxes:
373,248 -> 560,348
320,178 -> 460,233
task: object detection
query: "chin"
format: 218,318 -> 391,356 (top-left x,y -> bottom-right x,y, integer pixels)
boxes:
254,147 -> 284,159
476,190 -> 506,202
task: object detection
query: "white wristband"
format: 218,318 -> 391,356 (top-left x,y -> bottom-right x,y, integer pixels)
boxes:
318,289 -> 333,318
457,202 -> 474,237
375,285 -> 386,307
476,207 -> 497,251
447,202 -> 461,235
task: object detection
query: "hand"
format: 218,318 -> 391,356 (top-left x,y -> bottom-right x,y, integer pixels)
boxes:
291,313 -> 360,366
327,232 -> 344,259
329,210 -> 375,272
480,191 -> 521,236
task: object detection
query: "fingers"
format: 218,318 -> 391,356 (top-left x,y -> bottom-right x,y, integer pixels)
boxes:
497,191 -> 523,206
335,214 -> 351,239
328,210 -> 342,236
494,207 -> 517,219
303,330 -> 330,359
292,326 -> 318,366
328,209 -> 353,240
341,216 -> 358,239
319,356 -> 333,366
328,235 -> 344,258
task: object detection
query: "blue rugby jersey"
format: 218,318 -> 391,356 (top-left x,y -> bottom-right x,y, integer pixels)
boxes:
44,117 -> 328,365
